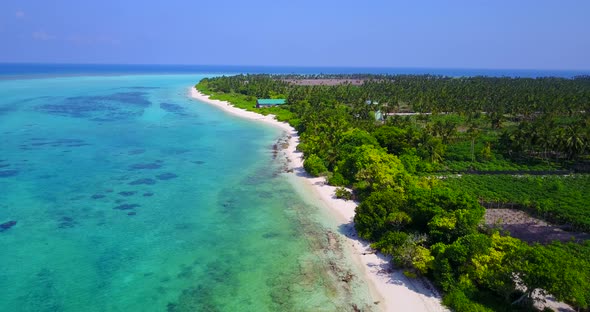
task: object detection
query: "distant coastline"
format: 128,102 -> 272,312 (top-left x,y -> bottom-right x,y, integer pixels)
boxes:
1,63 -> 589,79
189,87 -> 449,312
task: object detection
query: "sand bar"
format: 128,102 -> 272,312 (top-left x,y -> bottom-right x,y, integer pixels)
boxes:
189,87 -> 448,312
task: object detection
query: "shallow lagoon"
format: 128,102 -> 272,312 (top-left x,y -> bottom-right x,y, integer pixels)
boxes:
0,75 -> 373,311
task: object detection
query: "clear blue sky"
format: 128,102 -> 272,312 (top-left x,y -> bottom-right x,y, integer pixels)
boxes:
1,0 -> 589,69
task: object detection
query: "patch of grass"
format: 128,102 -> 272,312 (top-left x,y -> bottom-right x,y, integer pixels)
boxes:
195,84 -> 297,127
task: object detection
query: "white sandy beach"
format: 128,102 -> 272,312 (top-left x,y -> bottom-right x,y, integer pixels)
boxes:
189,87 -> 448,312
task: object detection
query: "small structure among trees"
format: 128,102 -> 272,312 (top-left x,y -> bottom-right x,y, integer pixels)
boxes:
256,98 -> 286,108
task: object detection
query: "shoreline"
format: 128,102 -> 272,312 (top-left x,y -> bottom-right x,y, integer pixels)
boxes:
188,87 -> 448,312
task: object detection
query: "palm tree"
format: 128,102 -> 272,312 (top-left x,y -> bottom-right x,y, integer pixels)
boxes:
564,124 -> 586,160
467,123 -> 480,162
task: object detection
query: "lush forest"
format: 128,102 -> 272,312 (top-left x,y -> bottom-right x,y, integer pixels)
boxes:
195,74 -> 590,311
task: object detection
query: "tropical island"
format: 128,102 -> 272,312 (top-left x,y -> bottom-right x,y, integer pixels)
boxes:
194,74 -> 590,312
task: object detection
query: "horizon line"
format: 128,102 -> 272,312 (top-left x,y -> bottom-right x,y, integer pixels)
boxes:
1,62 -> 589,73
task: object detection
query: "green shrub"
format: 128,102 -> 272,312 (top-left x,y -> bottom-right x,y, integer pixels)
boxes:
303,154 -> 328,177
335,187 -> 353,200
443,290 -> 494,312
328,172 -> 348,186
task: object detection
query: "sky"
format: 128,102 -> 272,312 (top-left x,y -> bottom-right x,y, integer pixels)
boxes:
1,0 -> 589,70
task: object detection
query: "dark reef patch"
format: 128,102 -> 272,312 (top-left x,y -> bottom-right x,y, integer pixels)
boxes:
143,192 -> 154,197
126,86 -> 160,90
0,170 -> 19,178
162,148 -> 191,155
129,163 -> 162,170
91,194 -> 106,199
192,160 -> 206,165
127,212 -> 137,216
114,204 -> 140,210
156,173 -> 178,180
1,220 -> 17,232
0,164 -> 11,168
0,103 -> 19,116
160,102 -> 188,116
257,190 -> 273,199
22,138 -> 90,150
58,217 -> 77,229
176,265 -> 194,279
36,92 -> 151,121
129,178 -> 157,185
262,232 -> 280,239
118,191 -> 137,197
128,149 -> 145,155
28,268 -> 64,311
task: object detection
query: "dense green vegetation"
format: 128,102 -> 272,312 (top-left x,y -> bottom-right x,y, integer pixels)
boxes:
196,74 -> 590,311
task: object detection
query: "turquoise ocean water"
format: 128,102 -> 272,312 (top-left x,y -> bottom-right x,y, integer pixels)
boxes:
0,74 -> 373,311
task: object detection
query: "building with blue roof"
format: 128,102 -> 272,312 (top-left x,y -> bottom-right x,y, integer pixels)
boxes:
256,99 -> 287,108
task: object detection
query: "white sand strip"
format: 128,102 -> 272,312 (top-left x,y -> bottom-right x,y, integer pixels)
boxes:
188,87 -> 449,312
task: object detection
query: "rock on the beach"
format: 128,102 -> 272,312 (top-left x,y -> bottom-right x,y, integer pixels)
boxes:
0,220 -> 17,232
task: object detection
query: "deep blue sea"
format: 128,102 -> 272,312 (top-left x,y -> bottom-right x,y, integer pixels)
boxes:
0,72 -> 375,311
1,63 -> 588,78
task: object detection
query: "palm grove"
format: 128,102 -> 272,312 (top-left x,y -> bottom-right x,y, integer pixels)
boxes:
195,74 -> 590,312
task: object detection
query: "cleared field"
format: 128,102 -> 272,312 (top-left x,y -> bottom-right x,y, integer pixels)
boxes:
484,208 -> 590,244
